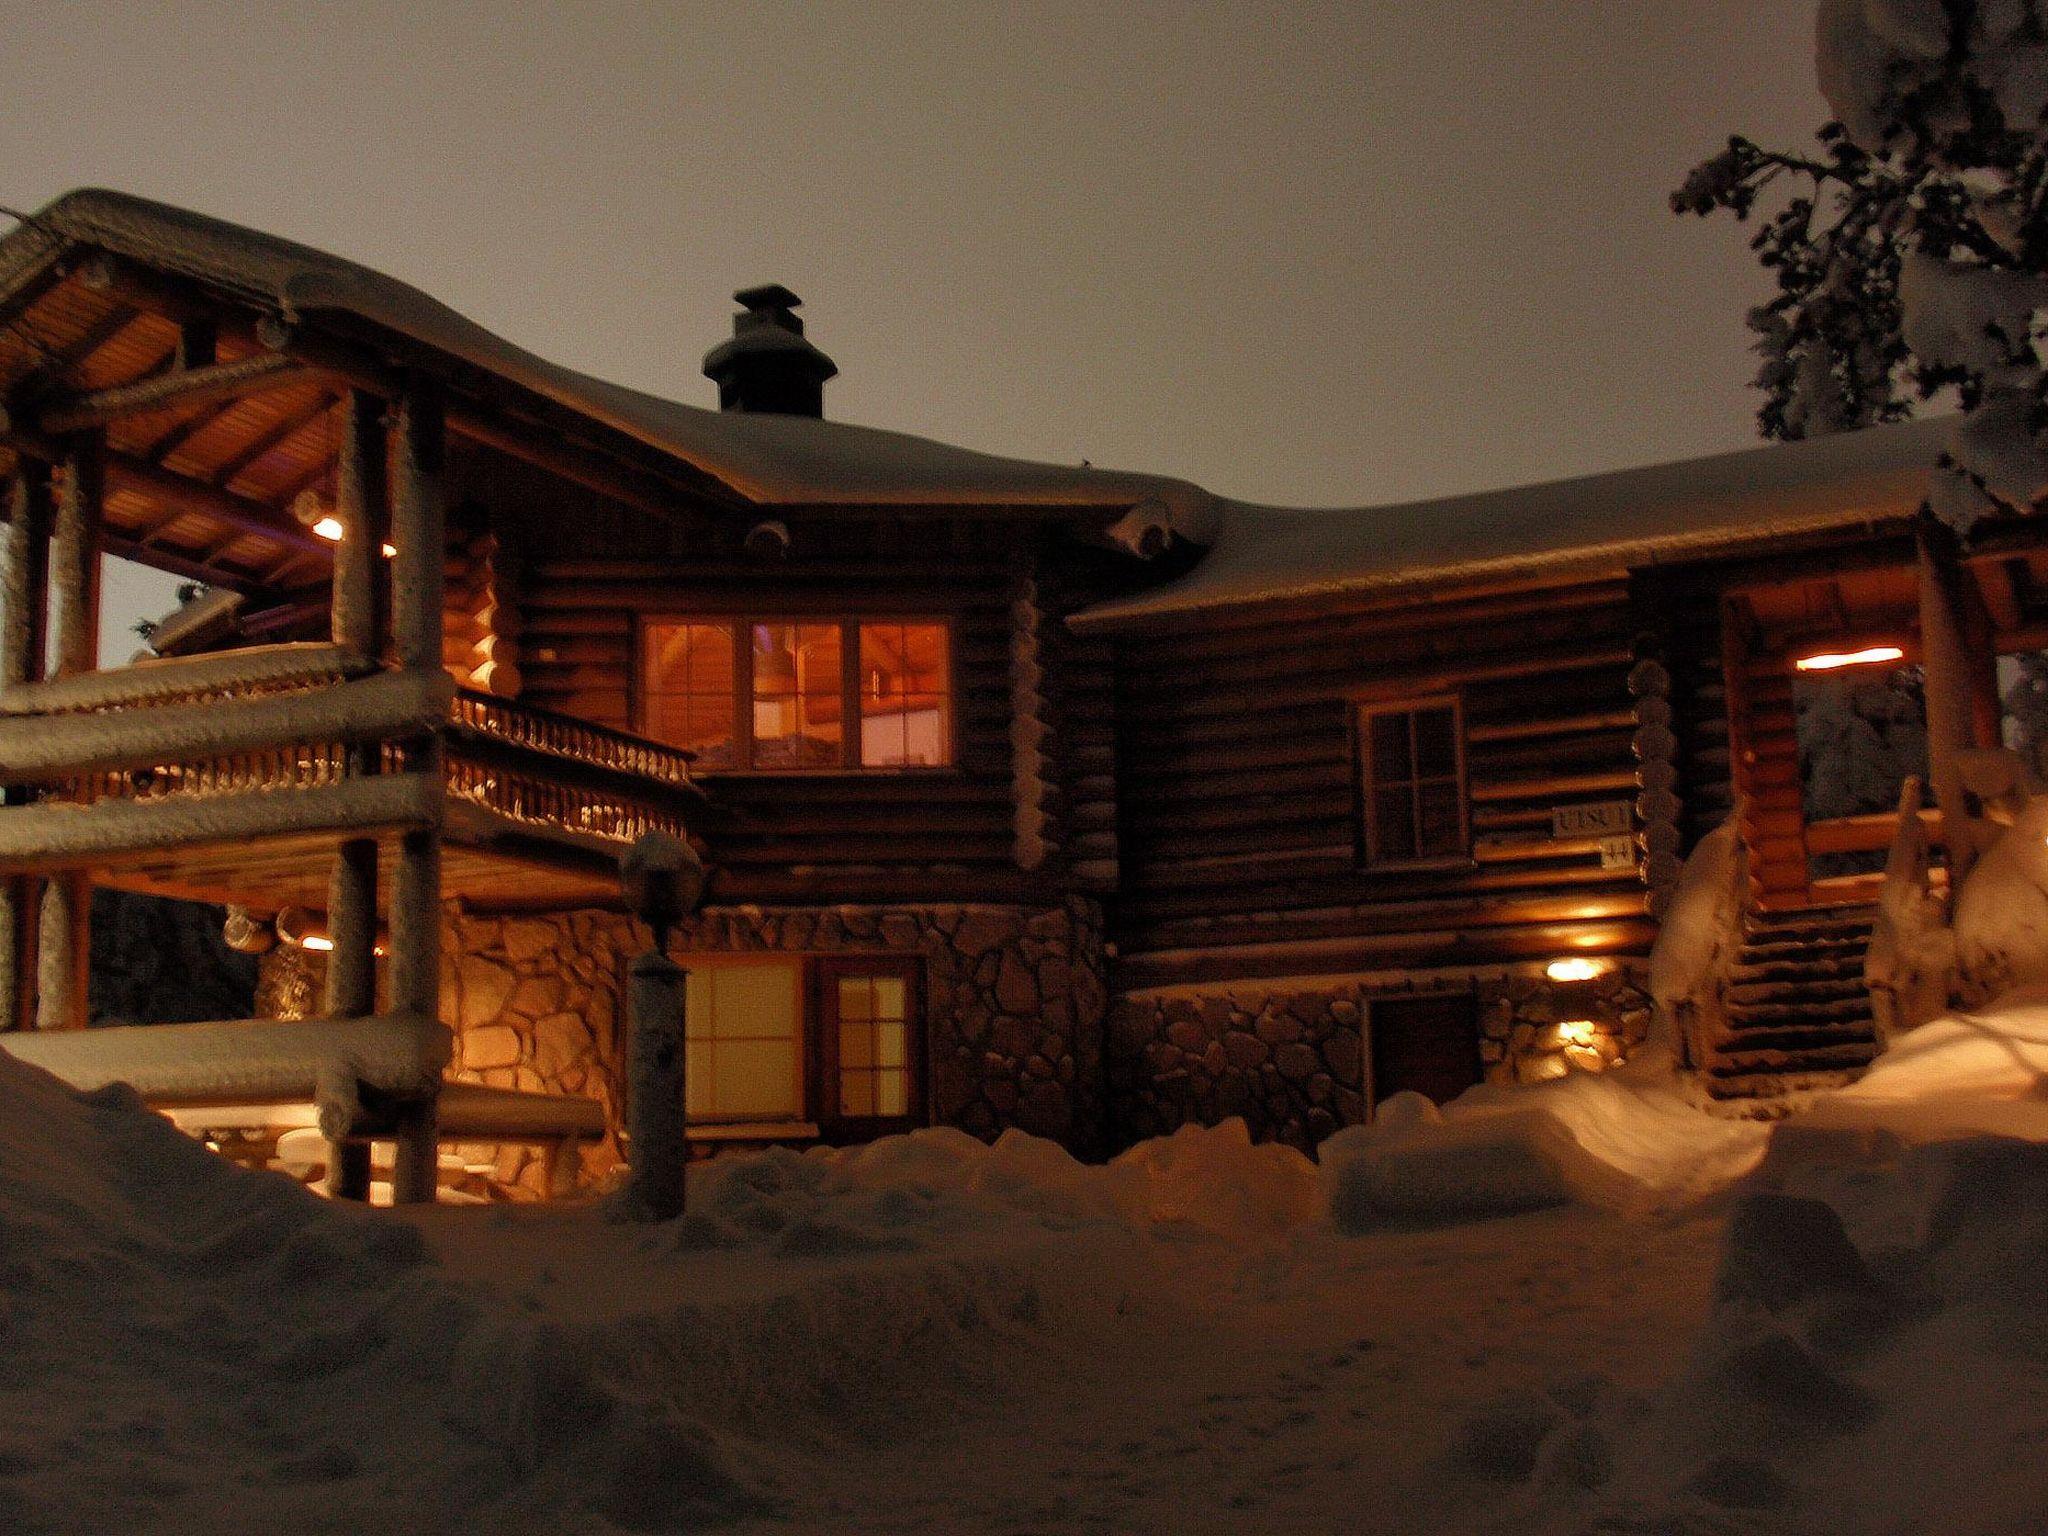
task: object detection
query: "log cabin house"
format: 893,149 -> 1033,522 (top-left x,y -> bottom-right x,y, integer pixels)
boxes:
0,190 -> 2036,1200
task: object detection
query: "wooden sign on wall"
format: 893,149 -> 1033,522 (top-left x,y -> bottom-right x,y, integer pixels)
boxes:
1552,800 -> 1633,839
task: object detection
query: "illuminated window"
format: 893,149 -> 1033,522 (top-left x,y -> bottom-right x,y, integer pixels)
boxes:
822,960 -> 920,1126
683,961 -> 804,1122
1358,698 -> 1467,865
858,623 -> 951,767
751,622 -> 844,769
639,617 -> 951,770
639,622 -> 739,770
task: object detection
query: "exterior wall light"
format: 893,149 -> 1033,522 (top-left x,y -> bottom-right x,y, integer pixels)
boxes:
1793,645 -> 1905,672
1545,957 -> 1609,983
1557,1019 -> 1599,1049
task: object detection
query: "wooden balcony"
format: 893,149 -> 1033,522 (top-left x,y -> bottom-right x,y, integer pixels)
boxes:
0,643 -> 701,912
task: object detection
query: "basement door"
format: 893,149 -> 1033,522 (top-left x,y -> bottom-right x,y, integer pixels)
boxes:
1367,993 -> 1482,1110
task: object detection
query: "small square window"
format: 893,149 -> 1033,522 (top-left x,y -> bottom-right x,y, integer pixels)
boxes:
1358,699 -> 1468,867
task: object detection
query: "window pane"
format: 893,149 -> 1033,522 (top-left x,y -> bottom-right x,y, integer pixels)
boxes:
1372,786 -> 1418,861
840,1019 -> 874,1069
1415,779 -> 1464,857
752,622 -> 843,768
711,1040 -> 801,1117
874,1069 -> 908,1116
641,621 -> 739,768
1368,713 -> 1412,782
859,623 -> 951,767
874,1020 -> 907,1069
872,976 -> 907,1023
836,975 -> 873,1024
707,965 -> 799,1040
1412,708 -> 1457,778
684,1039 -> 713,1117
841,1071 -> 876,1116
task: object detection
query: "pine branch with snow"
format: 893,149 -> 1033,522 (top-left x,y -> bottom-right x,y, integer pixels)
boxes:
1676,0 -> 2048,527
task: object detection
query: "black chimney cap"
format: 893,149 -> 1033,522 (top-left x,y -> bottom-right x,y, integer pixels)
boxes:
703,284 -> 838,417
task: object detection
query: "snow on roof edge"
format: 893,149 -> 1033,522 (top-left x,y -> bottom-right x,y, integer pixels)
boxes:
1070,417 -> 1951,631
6,189 -> 1220,536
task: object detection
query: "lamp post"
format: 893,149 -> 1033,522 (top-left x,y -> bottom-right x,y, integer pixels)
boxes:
614,831 -> 707,1221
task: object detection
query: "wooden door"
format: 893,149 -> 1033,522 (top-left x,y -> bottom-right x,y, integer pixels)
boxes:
1368,993 -> 1481,1109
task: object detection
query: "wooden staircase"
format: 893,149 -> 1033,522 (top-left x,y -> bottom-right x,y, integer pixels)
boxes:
1703,904 -> 1881,1107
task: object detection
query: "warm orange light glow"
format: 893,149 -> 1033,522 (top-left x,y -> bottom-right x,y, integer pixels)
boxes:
312,515 -> 345,542
1794,645 -> 1905,672
1546,957 -> 1609,983
299,934 -> 335,952
380,542 -> 397,557
1557,1019 -> 1598,1048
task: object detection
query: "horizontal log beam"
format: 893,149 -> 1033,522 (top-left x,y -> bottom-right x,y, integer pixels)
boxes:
0,669 -> 451,783
36,352 -> 312,434
0,773 -> 441,872
0,641 -> 359,716
1,422 -> 328,555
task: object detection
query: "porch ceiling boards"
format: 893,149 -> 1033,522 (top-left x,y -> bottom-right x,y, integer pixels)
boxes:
0,270 -> 341,591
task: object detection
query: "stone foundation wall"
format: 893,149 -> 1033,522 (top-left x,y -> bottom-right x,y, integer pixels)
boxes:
1106,963 -> 1651,1153
256,895 -> 1109,1197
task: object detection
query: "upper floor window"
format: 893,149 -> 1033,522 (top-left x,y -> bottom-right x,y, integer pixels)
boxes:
1357,697 -> 1468,866
639,617 -> 952,771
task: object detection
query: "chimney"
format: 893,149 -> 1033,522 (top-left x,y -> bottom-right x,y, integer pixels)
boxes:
702,284 -> 838,417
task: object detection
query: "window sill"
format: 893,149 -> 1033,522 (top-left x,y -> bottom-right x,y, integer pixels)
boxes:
685,1120 -> 820,1141
693,767 -> 962,780
1359,854 -> 1479,875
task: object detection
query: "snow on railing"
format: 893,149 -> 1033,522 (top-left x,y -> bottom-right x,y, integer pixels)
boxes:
446,689 -> 696,789
442,756 -> 692,846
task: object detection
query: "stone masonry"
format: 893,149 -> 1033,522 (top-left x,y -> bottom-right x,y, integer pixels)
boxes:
257,896 -> 1109,1198
1106,963 -> 1651,1153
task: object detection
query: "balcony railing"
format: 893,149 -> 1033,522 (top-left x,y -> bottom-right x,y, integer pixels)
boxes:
7,658 -> 697,856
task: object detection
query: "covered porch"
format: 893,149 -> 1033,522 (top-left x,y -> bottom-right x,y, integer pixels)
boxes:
0,231 -> 714,1201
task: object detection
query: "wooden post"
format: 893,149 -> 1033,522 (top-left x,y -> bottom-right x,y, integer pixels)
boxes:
324,839 -> 378,1019
49,438 -> 103,679
326,1141 -> 372,1202
2,464 -> 52,691
1,465 -> 52,1034
621,949 -> 688,1220
391,379 -> 445,673
386,377 -> 446,1204
1919,524 -> 1983,885
331,389 -> 387,661
35,874 -> 89,1030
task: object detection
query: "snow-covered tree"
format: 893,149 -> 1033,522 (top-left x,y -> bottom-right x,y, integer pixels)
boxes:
1675,0 -> 2048,527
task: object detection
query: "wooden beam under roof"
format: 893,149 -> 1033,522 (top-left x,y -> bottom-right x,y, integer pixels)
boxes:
36,351 -> 313,434
0,421 -> 327,555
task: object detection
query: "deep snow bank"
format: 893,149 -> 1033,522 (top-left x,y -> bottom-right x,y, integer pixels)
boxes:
0,1049 -> 764,1533
1483,1134 -> 2048,1533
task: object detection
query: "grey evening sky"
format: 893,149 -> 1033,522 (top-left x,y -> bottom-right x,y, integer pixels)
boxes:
1,2 -> 1829,655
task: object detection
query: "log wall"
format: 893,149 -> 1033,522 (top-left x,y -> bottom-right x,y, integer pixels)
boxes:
1105,577 -> 1661,987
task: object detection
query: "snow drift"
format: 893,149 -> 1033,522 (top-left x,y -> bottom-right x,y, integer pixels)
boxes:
1317,1052 -> 1771,1229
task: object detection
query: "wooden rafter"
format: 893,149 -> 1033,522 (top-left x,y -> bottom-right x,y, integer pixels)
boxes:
139,392 -> 243,464
1,421 -> 325,555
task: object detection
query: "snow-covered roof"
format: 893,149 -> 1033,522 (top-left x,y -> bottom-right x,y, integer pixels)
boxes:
0,192 -> 1955,621
3,189 -> 1220,534
1071,416 -> 1953,630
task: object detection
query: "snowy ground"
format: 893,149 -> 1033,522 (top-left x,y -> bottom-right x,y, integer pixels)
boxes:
7,1006 -> 2048,1533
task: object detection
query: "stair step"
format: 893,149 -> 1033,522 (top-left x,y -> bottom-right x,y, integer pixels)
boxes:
1726,998 -> 1875,1027
1712,1028 -> 1875,1064
1738,936 -> 1869,962
1709,1039 -> 1880,1073
1731,956 -> 1865,985
1726,977 -> 1868,1007
1704,1067 -> 1869,1102
1713,1019 -> 1877,1052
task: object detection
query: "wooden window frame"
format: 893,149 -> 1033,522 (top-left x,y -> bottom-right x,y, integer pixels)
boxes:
812,955 -> 924,1141
1354,694 -> 1470,869
634,613 -> 959,775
